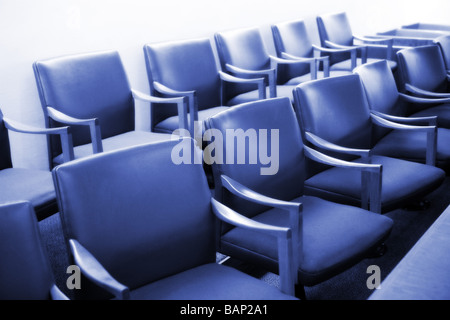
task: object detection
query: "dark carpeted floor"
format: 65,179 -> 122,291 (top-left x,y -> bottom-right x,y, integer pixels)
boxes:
38,177 -> 450,300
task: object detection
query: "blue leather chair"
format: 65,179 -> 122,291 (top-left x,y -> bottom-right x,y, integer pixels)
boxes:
316,12 -> 397,72
271,19 -> 352,84
33,50 -> 185,169
143,38 -> 266,137
52,138 -> 298,299
0,109 -> 72,220
205,97 -> 393,299
293,74 -> 445,214
434,35 -> 450,71
355,60 -> 450,171
396,45 -> 450,127
0,201 -> 68,300
214,27 -> 300,104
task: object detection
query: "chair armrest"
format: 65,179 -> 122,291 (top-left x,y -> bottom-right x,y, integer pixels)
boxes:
69,239 -> 130,300
325,40 -> 365,50
3,116 -> 75,163
50,284 -> 69,300
132,88 -> 188,104
221,175 -> 301,212
371,112 -> 437,166
211,197 -> 293,240
405,83 -> 450,98
274,54 -> 320,80
3,116 -> 69,135
280,52 -> 318,63
211,196 -> 297,296
218,71 -> 266,100
371,110 -> 437,126
132,89 -> 190,134
399,92 -> 450,105
152,81 -> 196,99
47,106 -> 98,126
303,145 -> 380,173
270,54 -> 315,65
323,40 -> 361,68
305,131 -> 370,158
304,145 -> 382,213
225,63 -> 275,77
353,35 -> 394,60
153,81 -> 198,122
226,63 -> 277,98
47,107 -> 102,155
371,112 -> 437,131
353,34 -> 393,44
312,44 -> 357,54
153,82 -> 198,134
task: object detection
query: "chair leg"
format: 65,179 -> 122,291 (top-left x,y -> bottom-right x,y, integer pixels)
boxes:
295,283 -> 306,300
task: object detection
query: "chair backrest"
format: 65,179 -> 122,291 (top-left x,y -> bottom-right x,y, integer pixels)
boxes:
53,139 -> 215,297
355,60 -> 408,141
143,38 -> 222,126
355,60 -> 403,115
0,201 -> 55,300
206,97 -> 305,218
434,35 -> 450,71
271,19 -> 314,84
33,50 -> 135,162
293,74 -> 374,153
214,27 -> 271,97
397,45 -> 448,93
0,109 -> 12,170
316,12 -> 354,65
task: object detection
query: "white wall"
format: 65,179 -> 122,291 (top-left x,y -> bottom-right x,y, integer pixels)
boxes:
1,0 -> 449,170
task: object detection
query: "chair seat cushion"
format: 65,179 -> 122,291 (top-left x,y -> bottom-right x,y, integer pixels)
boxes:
155,106 -> 229,134
285,70 -> 352,86
129,263 -> 297,300
227,85 -> 296,106
372,127 -> 450,169
409,104 -> 450,129
221,195 -> 393,286
53,130 -> 170,165
0,168 -> 55,212
304,155 -> 445,212
330,58 -> 397,71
